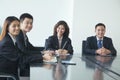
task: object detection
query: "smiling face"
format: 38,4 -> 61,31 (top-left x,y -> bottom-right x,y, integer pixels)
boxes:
20,18 -> 33,33
8,20 -> 20,37
95,25 -> 105,39
57,25 -> 65,37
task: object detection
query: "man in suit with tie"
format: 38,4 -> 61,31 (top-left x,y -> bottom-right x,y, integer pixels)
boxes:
16,13 -> 52,76
85,23 -> 117,56
16,13 -> 52,60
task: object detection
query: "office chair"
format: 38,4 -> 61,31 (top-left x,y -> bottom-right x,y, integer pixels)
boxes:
44,39 -> 48,50
0,72 -> 19,80
82,40 -> 87,55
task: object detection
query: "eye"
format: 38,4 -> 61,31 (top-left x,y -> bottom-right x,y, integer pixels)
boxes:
12,24 -> 16,28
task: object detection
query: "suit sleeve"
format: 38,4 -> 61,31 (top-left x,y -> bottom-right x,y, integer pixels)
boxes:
66,38 -> 73,54
85,37 -> 97,55
108,38 -> 117,56
16,32 -> 42,55
45,37 -> 55,50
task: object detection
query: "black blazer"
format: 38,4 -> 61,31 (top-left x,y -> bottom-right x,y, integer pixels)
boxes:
85,36 -> 117,56
16,30 -> 42,55
0,33 -> 20,61
45,35 -> 73,54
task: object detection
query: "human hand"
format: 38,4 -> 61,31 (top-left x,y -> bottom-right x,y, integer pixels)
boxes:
43,53 -> 53,61
96,47 -> 111,56
55,49 -> 68,55
41,50 -> 55,55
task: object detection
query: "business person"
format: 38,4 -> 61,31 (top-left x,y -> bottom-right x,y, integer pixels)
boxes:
0,16 -> 20,61
16,13 -> 52,62
85,23 -> 117,56
16,13 -> 42,54
0,16 -> 20,80
45,20 -> 73,55
16,13 -> 52,76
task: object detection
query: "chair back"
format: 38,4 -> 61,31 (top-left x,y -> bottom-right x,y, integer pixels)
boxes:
44,39 -> 49,50
82,40 -> 87,55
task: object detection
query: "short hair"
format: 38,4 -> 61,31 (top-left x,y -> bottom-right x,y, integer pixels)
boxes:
0,16 -> 19,41
53,20 -> 69,37
95,23 -> 106,29
19,13 -> 33,22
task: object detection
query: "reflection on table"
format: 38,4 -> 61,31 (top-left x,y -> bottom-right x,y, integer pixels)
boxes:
30,54 -> 120,80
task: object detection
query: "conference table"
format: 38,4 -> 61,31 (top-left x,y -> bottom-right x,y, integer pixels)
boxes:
30,54 -> 120,80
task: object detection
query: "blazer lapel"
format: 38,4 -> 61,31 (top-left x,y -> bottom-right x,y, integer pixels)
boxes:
61,37 -> 67,49
94,36 -> 98,48
7,34 -> 15,47
103,37 -> 106,47
21,30 -> 28,47
54,36 -> 59,49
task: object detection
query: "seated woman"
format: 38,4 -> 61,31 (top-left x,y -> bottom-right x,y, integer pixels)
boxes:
0,16 -> 52,77
0,16 -> 20,79
45,20 -> 73,55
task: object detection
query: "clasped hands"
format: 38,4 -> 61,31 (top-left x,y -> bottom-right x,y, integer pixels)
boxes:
55,49 -> 68,59
42,50 -> 54,61
42,49 -> 68,61
96,47 -> 111,56
55,49 -> 68,55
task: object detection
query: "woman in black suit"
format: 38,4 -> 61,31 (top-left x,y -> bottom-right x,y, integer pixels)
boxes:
45,20 -> 73,55
0,16 -> 20,80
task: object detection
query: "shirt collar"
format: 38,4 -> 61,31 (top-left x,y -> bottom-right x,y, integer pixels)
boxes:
96,36 -> 103,41
8,33 -> 16,45
57,36 -> 63,40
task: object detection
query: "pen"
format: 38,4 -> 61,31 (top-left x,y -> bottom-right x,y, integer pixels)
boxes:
62,41 -> 68,49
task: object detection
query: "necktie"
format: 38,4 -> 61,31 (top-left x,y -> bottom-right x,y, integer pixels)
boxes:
98,40 -> 102,48
24,35 -> 28,47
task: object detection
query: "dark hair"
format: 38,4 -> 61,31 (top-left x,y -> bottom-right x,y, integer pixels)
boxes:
0,16 -> 19,41
53,20 -> 69,37
20,13 -> 33,22
95,23 -> 106,29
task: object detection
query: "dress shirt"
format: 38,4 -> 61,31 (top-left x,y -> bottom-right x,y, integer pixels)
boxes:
58,36 -> 63,49
8,33 -> 16,45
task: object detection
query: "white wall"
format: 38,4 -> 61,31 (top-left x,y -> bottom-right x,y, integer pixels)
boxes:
72,0 -> 120,55
0,0 -> 120,55
0,0 -> 73,46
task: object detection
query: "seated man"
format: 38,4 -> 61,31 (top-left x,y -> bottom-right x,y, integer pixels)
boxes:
85,23 -> 117,56
16,13 -> 52,76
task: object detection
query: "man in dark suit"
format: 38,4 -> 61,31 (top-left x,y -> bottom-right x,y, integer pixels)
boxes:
16,13 -> 52,61
16,13 -> 44,63
16,13 -> 52,76
85,23 -> 117,56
